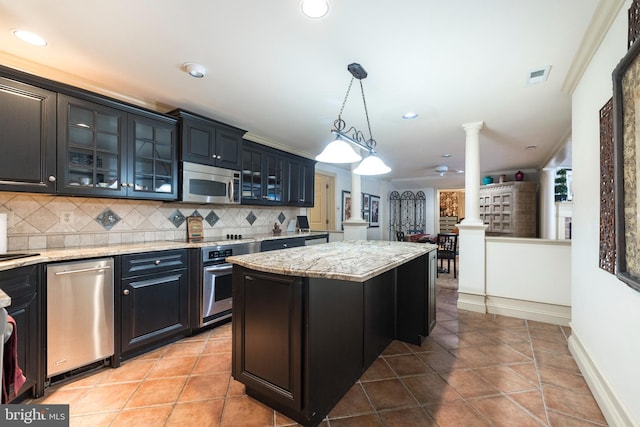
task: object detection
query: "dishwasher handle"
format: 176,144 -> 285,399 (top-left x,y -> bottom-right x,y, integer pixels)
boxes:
54,265 -> 112,276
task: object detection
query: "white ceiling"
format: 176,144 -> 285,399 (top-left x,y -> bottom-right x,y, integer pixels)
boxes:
0,0 -> 599,189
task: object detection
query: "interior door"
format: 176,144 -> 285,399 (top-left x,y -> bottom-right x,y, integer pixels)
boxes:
309,172 -> 335,230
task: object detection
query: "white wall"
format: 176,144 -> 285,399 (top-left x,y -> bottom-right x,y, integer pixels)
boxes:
572,0 -> 640,423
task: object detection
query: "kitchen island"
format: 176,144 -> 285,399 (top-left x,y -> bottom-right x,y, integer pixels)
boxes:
227,240 -> 437,427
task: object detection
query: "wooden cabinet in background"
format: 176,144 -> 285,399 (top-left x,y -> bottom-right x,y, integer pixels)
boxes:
479,181 -> 537,237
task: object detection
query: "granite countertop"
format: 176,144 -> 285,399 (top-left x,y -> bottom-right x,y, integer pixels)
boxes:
0,231 -> 330,273
227,240 -> 437,282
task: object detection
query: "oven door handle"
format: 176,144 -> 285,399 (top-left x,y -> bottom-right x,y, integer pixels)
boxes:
204,263 -> 233,274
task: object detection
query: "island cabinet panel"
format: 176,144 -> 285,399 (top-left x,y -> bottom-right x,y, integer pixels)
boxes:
363,270 -> 395,367
396,253 -> 435,345
427,249 -> 437,333
233,268 -> 304,412
306,278 -> 364,421
232,267 -> 367,426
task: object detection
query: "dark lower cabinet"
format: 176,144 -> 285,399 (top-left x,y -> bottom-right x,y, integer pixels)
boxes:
119,249 -> 189,358
232,268 -> 364,426
0,264 -> 45,401
232,250 -> 436,426
260,237 -> 305,252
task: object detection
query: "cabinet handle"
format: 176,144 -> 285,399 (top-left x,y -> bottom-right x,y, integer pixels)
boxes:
123,289 -> 130,295
283,244 -> 288,248
299,199 -> 304,202
212,154 -> 221,159
48,175 -> 56,182
155,260 -> 161,265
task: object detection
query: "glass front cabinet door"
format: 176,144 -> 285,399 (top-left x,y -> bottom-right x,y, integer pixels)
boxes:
127,114 -> 177,200
57,95 -> 127,197
58,95 -> 177,200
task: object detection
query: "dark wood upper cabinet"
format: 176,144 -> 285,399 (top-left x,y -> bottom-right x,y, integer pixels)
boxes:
241,140 -> 285,205
286,155 -> 316,207
57,95 -> 127,197
0,76 -> 56,193
169,109 -> 245,170
57,95 -> 178,200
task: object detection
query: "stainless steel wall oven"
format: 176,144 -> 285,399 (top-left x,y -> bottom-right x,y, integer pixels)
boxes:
200,242 -> 257,327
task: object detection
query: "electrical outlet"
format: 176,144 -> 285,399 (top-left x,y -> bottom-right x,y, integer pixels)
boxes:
60,211 -> 74,224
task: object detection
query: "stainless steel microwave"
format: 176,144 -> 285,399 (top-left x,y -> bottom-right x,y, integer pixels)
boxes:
181,162 -> 240,204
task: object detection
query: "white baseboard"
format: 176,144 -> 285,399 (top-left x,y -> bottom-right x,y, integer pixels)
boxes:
568,331 -> 635,427
456,292 -> 486,313
485,295 -> 571,326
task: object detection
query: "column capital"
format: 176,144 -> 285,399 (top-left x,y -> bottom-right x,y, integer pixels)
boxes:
461,121 -> 484,134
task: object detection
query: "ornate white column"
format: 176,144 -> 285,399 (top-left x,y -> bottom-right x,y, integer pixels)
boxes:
457,121 -> 488,313
343,163 -> 368,240
540,167 -> 557,239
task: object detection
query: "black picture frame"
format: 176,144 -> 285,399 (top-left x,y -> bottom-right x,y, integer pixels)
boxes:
341,190 -> 351,230
370,195 -> 380,227
613,37 -> 640,292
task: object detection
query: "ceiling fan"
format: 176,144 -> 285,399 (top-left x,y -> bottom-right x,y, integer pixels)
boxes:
425,165 -> 464,177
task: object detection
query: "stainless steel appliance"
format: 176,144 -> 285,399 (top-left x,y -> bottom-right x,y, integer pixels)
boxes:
201,242 -> 258,326
46,258 -> 114,377
181,161 -> 240,204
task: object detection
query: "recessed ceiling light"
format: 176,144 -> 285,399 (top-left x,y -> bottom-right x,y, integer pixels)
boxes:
301,0 -> 330,18
12,30 -> 47,46
442,154 -> 452,158
402,112 -> 418,119
182,63 -> 207,78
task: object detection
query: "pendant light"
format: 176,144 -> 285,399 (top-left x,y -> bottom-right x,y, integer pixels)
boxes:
315,63 -> 391,175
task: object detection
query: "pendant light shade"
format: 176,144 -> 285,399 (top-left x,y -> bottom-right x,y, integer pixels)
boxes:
315,136 -> 362,163
315,63 -> 391,176
353,153 -> 391,175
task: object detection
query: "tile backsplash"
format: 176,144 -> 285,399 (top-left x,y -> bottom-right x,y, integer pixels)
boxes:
0,192 -> 304,251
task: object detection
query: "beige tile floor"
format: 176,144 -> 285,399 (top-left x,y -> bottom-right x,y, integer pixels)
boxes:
30,282 -> 607,426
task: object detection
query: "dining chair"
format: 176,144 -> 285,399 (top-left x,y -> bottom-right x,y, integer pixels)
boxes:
437,233 -> 458,278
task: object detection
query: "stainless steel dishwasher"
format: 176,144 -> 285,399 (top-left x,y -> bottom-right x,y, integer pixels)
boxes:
47,258 -> 114,377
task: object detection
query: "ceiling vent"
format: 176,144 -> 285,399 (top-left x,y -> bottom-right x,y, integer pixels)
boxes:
526,66 -> 551,86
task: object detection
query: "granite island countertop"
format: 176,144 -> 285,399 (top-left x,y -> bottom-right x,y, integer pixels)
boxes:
227,240 -> 437,282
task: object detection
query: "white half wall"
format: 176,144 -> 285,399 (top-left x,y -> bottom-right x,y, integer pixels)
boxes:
485,237 -> 571,325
